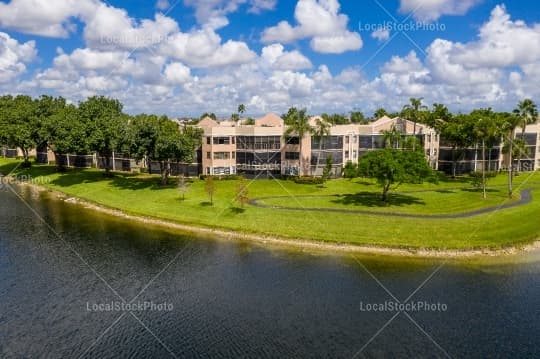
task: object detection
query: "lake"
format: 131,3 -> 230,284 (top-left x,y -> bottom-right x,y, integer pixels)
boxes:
1,186 -> 539,358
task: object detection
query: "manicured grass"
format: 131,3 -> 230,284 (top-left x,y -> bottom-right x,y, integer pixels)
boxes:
2,158 -> 540,250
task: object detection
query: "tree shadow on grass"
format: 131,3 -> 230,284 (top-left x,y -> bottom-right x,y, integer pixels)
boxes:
230,207 -> 246,214
331,191 -> 425,207
460,188 -> 499,194
200,201 -> 213,207
48,168 -> 175,191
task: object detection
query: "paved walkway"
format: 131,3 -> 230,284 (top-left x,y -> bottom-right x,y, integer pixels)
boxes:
249,189 -> 533,219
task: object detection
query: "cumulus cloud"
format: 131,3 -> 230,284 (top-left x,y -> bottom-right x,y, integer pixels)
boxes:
399,0 -> 482,22
164,62 -> 191,84
0,32 -> 37,83
183,0 -> 277,28
0,0 -> 98,37
262,0 -> 362,54
261,44 -> 312,71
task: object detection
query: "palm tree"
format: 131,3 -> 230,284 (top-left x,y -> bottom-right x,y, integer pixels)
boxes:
238,104 -> 246,118
402,97 -> 428,151
514,99 -> 538,137
473,116 -> 498,199
382,125 -> 402,149
311,117 -> 331,176
284,108 -> 313,176
502,112 -> 522,198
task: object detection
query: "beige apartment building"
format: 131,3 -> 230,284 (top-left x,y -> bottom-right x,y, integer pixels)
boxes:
198,114 -> 440,178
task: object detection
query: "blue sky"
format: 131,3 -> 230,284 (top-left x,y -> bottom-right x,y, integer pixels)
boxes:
1,0 -> 539,117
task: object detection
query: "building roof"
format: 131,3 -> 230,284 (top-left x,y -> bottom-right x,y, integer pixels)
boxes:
198,116 -> 219,128
255,113 -> 284,127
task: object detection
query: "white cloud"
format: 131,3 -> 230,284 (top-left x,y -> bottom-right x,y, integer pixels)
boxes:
248,0 -> 277,14
83,5 -> 179,50
164,62 -> 191,84
156,0 -> 170,11
371,28 -> 390,42
0,0 -> 98,37
159,29 -> 257,68
262,0 -> 362,54
399,0 -> 482,22
0,32 -> 37,83
261,44 -> 312,71
447,5 -> 540,68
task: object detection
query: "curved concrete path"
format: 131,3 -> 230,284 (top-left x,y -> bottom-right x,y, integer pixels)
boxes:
249,189 -> 533,219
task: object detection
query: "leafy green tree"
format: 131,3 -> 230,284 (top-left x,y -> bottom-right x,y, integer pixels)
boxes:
311,116 -> 331,175
439,114 -> 475,178
44,104 -> 86,170
78,96 -> 125,176
283,107 -> 299,126
514,99 -> 538,137
0,95 -> 38,166
284,108 -> 312,176
350,111 -> 368,124
358,149 -> 434,202
127,114 -> 202,185
342,161 -> 358,179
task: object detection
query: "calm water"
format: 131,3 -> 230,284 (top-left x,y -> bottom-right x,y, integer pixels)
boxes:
1,187 -> 540,358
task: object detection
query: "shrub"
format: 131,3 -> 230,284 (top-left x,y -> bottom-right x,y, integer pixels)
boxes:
199,174 -> 242,181
469,171 -> 497,189
294,176 -> 324,185
342,161 -> 358,178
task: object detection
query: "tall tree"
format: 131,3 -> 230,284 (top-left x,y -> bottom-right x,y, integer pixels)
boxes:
44,103 -> 86,170
514,99 -> 538,137
471,110 -> 499,199
237,104 -> 246,117
284,108 -> 313,176
402,97 -> 428,151
311,116 -> 331,176
78,96 -> 125,176
0,95 -> 38,166
501,112 -> 522,198
439,114 -> 475,178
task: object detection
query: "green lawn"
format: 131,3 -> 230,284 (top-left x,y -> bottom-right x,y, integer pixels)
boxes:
2,158 -> 540,250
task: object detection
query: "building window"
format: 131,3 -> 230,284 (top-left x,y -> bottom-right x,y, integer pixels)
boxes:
345,136 -> 349,145
206,137 -> 211,145
345,151 -> 350,159
213,137 -> 230,145
285,136 -> 300,145
206,167 -> 211,175
213,167 -> 231,175
206,152 -> 211,159
232,137 -> 235,145
214,152 -> 231,160
285,152 -> 300,160
352,150 -> 357,159
232,152 -> 236,159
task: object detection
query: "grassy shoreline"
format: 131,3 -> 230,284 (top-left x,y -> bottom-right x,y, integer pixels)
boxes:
2,158 -> 540,256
